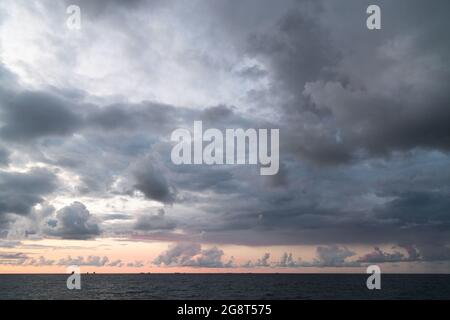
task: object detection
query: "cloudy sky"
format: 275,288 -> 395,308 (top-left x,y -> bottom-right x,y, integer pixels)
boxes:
0,0 -> 450,273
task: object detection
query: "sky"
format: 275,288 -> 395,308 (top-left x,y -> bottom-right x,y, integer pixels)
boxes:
0,0 -> 450,273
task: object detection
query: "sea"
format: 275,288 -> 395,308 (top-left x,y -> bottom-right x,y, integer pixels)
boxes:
0,274 -> 449,300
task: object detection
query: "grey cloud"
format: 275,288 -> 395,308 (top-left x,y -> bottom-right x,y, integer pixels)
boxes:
100,213 -> 133,221
134,209 -> 177,231
357,247 -> 408,264
307,245 -> 358,268
0,252 -> 28,265
108,259 -> 124,267
0,240 -> 21,248
57,255 -> 109,266
192,247 -> 234,268
86,102 -> 180,133
3,255 -> 127,267
0,91 -> 83,142
201,105 -> 235,122
0,168 -> 58,216
243,253 -> 271,268
414,244 -> 450,262
243,245 -> 423,268
355,245 -> 424,264
302,80 -> 450,160
171,165 -> 235,194
400,244 -> 421,262
153,243 -> 234,268
278,252 -> 299,268
236,65 -> 267,80
240,1 -> 450,165
153,242 -> 201,266
28,256 -> 55,266
376,191 -> 450,227
87,104 -> 138,130
246,246 -> 358,268
44,202 -> 101,240
127,260 -> 144,268
242,252 -> 302,268
256,253 -> 271,267
133,160 -> 176,204
0,147 -> 9,166
189,150 -> 450,248
247,8 -> 338,96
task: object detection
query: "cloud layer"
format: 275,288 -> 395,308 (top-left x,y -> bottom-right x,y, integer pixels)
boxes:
0,0 -> 449,270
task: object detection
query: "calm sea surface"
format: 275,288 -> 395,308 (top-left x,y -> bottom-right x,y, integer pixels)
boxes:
0,274 -> 449,300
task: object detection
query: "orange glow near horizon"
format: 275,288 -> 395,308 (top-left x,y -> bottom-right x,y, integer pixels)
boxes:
1,238 -> 448,274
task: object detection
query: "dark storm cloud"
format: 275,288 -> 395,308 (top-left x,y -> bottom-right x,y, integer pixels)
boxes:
133,159 -> 176,204
191,164 -> 450,247
1,84 -> 446,251
239,0 -> 450,165
302,80 -> 450,159
414,244 -> 450,262
247,8 -> 338,97
0,168 -> 58,216
376,191 -> 450,226
0,91 -> 82,142
170,165 -> 236,194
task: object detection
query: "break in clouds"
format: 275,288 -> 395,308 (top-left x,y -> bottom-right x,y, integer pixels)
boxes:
0,0 -> 450,270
